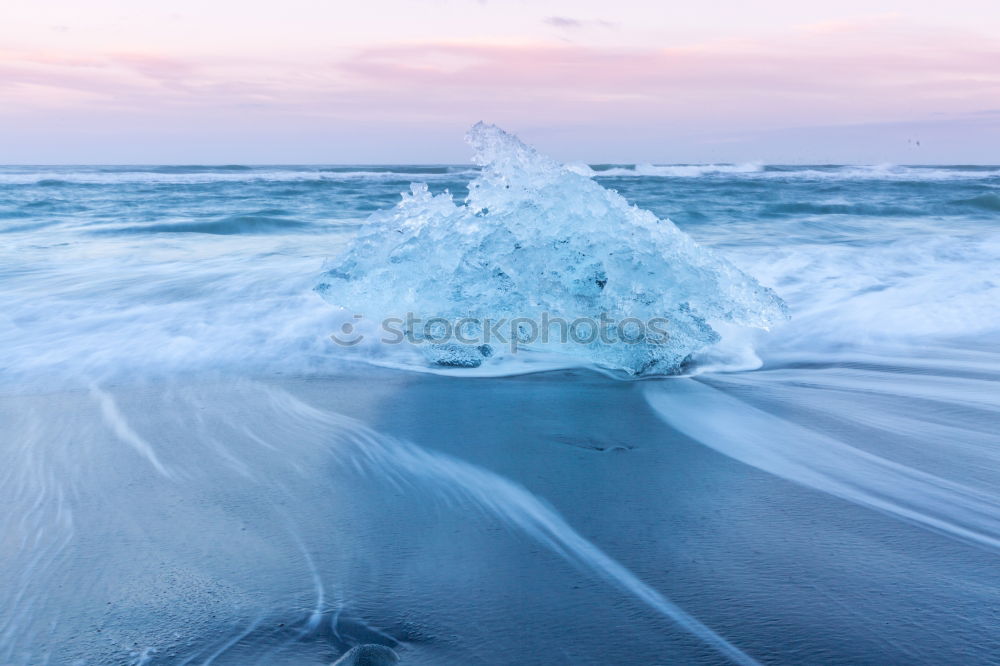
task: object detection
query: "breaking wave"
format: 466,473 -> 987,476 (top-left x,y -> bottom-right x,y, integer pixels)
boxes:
564,163 -> 1000,182
569,162 -> 764,177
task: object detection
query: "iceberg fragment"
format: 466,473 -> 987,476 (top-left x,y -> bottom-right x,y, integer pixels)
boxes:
316,123 -> 787,375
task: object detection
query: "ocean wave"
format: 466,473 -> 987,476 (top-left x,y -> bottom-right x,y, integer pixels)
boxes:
565,163 -> 1000,181
0,168 -> 477,186
319,165 -> 458,175
572,162 -> 764,178
761,202 -> 925,217
4,164 -> 998,186
950,193 -> 1000,212
141,165 -> 255,174
0,220 -> 63,234
760,164 -> 1000,182
103,214 -> 313,235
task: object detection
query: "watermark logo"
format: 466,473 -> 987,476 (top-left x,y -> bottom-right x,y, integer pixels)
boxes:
330,312 -> 670,353
330,314 -> 365,346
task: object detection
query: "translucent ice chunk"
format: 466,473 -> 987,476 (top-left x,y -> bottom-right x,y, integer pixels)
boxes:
316,123 -> 787,375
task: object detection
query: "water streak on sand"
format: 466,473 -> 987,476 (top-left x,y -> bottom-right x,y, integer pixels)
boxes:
646,375 -> 1000,551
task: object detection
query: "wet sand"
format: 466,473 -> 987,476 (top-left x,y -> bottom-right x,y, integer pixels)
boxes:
2,368 -> 999,664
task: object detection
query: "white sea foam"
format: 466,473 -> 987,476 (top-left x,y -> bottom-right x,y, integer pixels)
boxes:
576,163 -> 1000,181
592,162 -> 764,177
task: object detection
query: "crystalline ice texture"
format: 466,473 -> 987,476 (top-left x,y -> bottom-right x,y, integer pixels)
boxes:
316,123 -> 787,375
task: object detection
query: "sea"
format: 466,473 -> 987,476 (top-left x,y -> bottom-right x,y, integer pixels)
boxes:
1,155 -> 999,664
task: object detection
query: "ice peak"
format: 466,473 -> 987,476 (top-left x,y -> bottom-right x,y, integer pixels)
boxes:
317,124 -> 787,375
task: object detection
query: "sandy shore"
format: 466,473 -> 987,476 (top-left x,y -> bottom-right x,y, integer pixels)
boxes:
2,368 -> 998,664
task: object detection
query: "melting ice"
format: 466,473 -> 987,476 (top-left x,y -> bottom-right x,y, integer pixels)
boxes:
316,123 -> 788,375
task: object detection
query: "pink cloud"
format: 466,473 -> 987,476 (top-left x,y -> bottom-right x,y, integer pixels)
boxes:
331,34 -> 1000,126
0,18 -> 997,150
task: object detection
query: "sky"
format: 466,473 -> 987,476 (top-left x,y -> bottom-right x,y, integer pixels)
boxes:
1,0 -> 999,163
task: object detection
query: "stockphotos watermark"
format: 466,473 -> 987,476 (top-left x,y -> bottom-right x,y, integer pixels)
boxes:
330,313 -> 671,352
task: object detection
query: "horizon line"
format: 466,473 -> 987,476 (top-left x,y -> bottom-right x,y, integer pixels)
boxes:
2,162 -> 999,168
